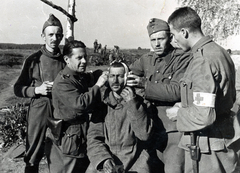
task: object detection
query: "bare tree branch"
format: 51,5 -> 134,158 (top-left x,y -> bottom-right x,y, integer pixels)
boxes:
40,0 -> 77,22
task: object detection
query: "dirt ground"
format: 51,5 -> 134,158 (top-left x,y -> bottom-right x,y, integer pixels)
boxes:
0,151 -> 49,173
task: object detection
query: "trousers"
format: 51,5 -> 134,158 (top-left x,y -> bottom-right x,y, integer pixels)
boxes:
24,97 -> 51,173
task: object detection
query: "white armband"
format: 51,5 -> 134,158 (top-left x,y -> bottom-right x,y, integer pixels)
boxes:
193,92 -> 216,107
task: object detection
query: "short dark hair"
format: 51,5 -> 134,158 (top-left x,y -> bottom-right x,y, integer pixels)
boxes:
63,40 -> 86,56
168,7 -> 201,32
109,61 -> 129,73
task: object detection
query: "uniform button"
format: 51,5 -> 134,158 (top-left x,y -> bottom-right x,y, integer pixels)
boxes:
156,71 -> 159,73
168,76 -> 172,79
155,81 -> 158,83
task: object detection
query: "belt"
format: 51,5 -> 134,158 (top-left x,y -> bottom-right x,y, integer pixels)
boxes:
64,114 -> 89,125
151,101 -> 175,107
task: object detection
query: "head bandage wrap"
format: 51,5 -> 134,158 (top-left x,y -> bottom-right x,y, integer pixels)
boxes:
109,60 -> 129,85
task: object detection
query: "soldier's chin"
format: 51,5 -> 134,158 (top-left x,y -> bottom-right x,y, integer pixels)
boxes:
50,44 -> 58,49
51,43 -> 57,46
77,67 -> 86,73
111,86 -> 120,92
155,50 -> 164,55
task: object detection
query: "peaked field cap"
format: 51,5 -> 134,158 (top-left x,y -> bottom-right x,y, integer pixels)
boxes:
42,14 -> 63,32
147,18 -> 169,36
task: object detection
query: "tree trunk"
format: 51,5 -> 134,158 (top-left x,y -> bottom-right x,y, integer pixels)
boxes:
65,0 -> 76,43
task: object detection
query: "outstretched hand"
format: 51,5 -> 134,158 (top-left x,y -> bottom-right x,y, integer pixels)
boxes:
126,73 -> 141,87
126,72 -> 145,88
103,159 -> 116,173
96,71 -> 109,88
166,102 -> 181,121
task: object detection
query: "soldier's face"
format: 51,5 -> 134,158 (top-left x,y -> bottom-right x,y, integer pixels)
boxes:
108,67 -> 125,94
150,31 -> 171,56
169,24 -> 190,52
65,47 -> 87,73
42,26 -> 63,52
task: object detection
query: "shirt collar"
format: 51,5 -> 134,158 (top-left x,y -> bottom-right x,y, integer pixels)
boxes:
152,46 -> 174,66
62,65 -> 85,77
103,90 -> 124,109
41,45 -> 62,59
191,36 -> 213,53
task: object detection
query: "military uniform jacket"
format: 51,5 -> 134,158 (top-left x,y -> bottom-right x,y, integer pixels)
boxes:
51,66 -> 101,158
177,36 -> 237,153
14,46 -> 65,98
87,89 -> 153,172
130,48 -> 191,132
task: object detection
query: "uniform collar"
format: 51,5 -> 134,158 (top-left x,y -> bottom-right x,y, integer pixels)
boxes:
152,46 -> 174,66
191,36 -> 213,53
41,45 -> 62,60
103,89 -> 124,109
62,65 -> 85,77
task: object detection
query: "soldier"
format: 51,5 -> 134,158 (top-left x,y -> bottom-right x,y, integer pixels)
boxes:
87,61 -> 153,173
102,45 -> 107,56
127,18 -> 192,172
14,14 -> 65,173
45,40 -> 108,172
108,49 -> 115,64
97,43 -> 102,53
93,39 -> 98,53
166,7 -> 239,172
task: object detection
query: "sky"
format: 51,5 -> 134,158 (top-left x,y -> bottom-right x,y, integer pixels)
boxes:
0,0 -> 180,49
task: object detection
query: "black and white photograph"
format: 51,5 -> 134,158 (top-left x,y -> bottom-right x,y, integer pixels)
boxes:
0,0 -> 240,173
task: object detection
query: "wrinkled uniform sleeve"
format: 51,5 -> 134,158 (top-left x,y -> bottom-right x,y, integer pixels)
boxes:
177,54 -> 216,132
54,79 -> 101,111
145,52 -> 191,102
129,55 -> 145,77
127,96 -> 153,141
14,57 -> 37,98
87,102 -> 112,170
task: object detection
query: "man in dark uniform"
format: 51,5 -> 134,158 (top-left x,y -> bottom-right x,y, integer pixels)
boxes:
167,7 -> 239,172
14,14 -> 65,173
127,18 -> 192,173
45,40 -> 108,172
93,39 -> 98,53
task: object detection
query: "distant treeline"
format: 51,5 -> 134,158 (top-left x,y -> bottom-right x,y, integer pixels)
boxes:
0,43 -> 64,50
0,43 -> 150,67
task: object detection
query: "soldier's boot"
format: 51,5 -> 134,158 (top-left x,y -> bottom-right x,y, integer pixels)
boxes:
25,164 -> 39,173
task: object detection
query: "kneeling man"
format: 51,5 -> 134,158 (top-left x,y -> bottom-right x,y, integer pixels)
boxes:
87,61 -> 153,173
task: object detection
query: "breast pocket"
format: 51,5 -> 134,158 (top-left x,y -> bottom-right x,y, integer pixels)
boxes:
145,68 -> 153,81
180,78 -> 193,108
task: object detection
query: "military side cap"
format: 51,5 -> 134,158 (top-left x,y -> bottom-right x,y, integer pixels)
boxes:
147,18 -> 169,36
42,14 -> 63,33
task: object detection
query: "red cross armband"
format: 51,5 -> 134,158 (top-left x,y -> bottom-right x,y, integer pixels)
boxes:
193,92 -> 216,107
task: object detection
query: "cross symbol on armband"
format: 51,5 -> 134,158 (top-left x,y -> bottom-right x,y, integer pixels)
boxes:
195,93 -> 204,104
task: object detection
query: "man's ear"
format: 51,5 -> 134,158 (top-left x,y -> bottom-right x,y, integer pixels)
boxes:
169,33 -> 173,42
41,33 -> 46,42
60,34 -> 64,41
64,55 -> 69,64
181,28 -> 189,39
